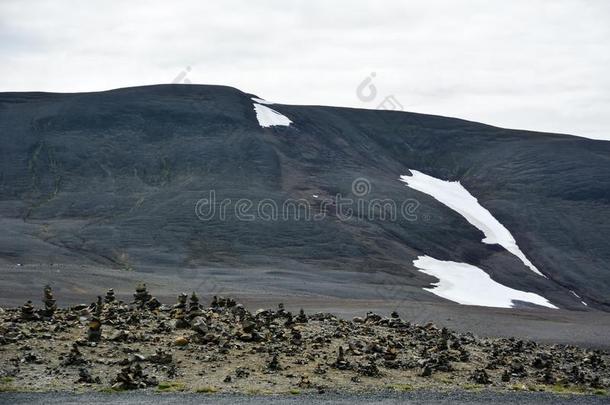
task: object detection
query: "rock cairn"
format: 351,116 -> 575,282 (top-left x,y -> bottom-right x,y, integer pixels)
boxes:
104,288 -> 116,304
41,285 -> 57,318
113,363 -> 157,390
133,283 -> 152,307
296,308 -> 308,323
133,283 -> 161,310
87,296 -> 103,342
333,346 -> 351,370
172,293 -> 189,328
62,342 -> 87,366
173,293 -> 187,312
187,292 -> 203,320
20,300 -> 37,321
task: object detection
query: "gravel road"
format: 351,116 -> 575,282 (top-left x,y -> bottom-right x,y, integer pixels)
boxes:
1,391 -> 609,405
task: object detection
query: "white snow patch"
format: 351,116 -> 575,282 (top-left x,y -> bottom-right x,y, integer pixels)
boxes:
413,255 -> 557,309
253,103 -> 292,128
400,170 -> 545,277
251,97 -> 274,105
570,290 -> 588,306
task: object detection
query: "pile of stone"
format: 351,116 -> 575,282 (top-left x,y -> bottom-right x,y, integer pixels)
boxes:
87,297 -> 103,342
77,368 -> 101,384
333,347 -> 351,370
104,289 -> 116,304
470,368 -> 491,384
0,284 -> 608,393
113,362 -> 158,390
186,293 -> 203,320
133,284 -> 160,310
61,343 -> 88,366
41,285 -> 57,319
148,349 -> 173,364
171,293 -> 189,329
20,300 -> 37,321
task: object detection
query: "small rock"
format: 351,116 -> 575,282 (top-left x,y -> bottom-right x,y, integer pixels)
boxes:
420,365 -> 433,377
77,368 -> 100,384
174,336 -> 189,346
470,368 -> 491,384
268,354 -> 282,371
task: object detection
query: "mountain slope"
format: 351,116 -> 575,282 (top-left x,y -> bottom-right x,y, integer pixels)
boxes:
0,85 -> 609,310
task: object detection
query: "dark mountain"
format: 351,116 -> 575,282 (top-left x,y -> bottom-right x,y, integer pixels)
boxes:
1,84 -> 609,310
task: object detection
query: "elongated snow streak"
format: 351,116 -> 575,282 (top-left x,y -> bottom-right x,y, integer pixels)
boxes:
400,170 -> 545,277
413,255 -> 557,309
253,103 -> 292,128
570,290 -> 588,306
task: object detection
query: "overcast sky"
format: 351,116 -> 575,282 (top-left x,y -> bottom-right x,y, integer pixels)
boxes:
1,0 -> 609,140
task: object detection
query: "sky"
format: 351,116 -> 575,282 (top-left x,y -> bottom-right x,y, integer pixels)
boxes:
1,0 -> 609,140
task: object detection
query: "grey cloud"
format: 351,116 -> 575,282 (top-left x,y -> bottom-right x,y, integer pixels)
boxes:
0,0 -> 609,140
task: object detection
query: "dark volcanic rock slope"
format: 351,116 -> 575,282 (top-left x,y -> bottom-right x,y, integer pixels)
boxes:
0,85 -> 609,310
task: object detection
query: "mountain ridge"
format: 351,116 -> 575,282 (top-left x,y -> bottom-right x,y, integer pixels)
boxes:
1,84 -> 609,311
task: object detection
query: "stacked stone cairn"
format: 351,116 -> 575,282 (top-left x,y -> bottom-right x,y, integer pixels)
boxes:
87,296 -> 103,342
41,285 -> 57,318
133,283 -> 152,308
104,288 -> 116,304
133,283 -> 161,310
172,293 -> 189,328
20,300 -> 37,321
187,292 -> 203,320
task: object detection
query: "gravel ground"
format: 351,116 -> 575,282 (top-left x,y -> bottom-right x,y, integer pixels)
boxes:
1,390 -> 609,405
2,264 -> 610,349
